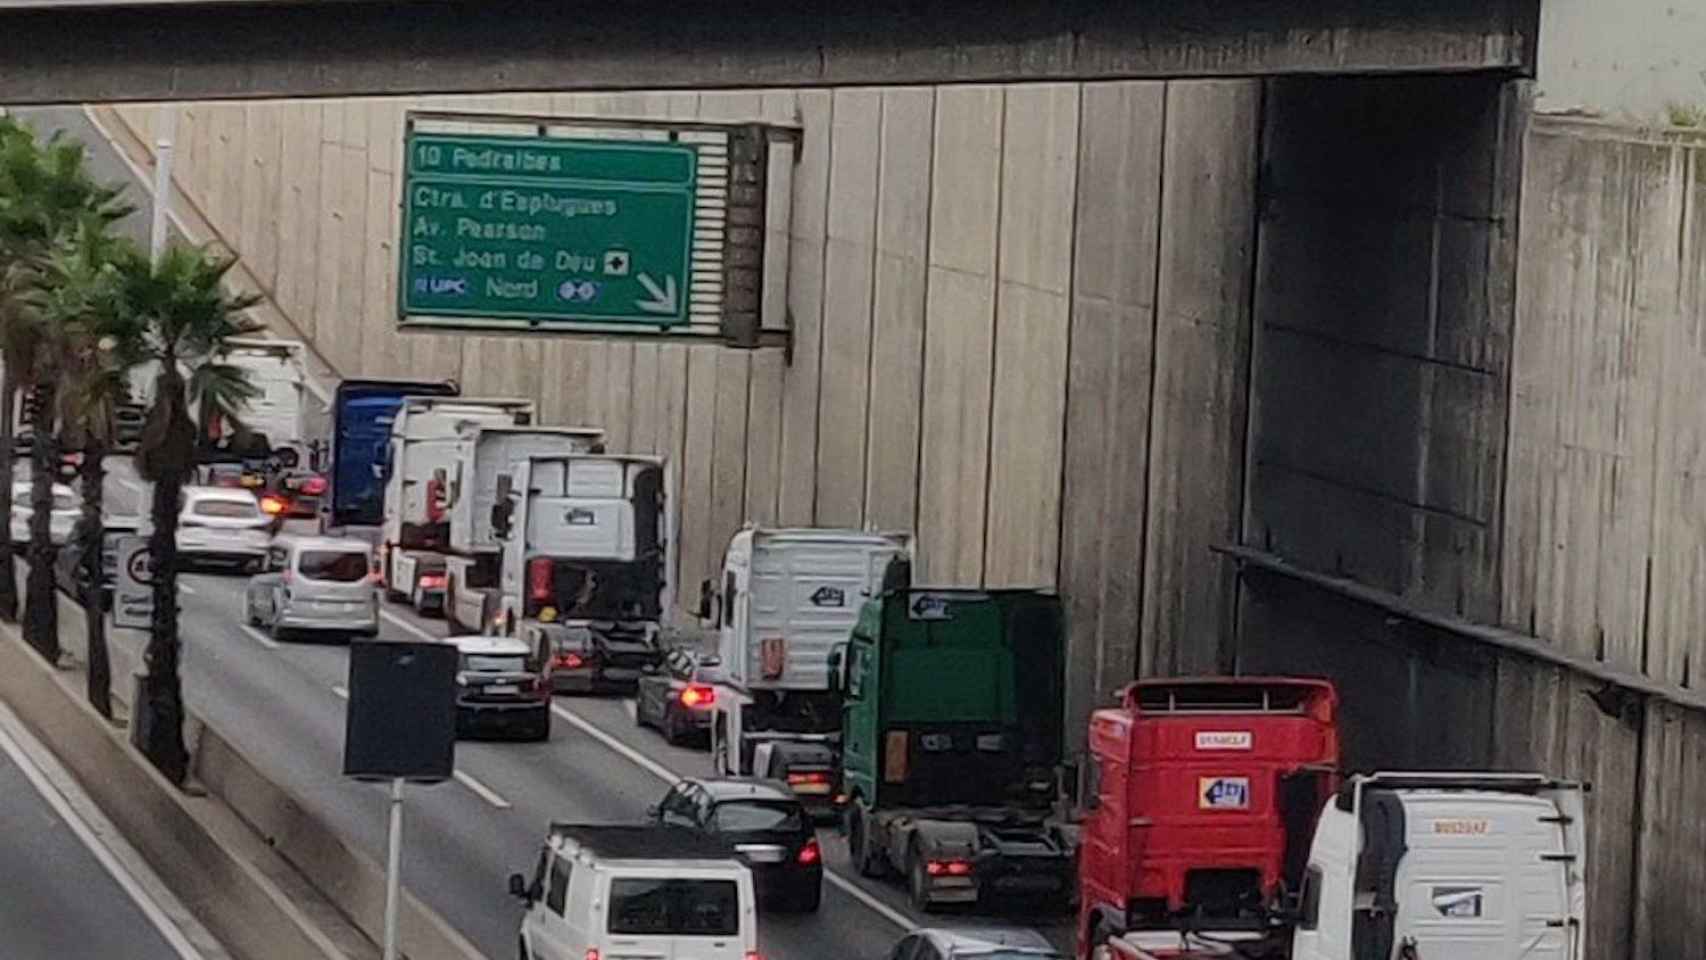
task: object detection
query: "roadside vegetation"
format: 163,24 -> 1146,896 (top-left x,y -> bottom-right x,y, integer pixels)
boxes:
0,116 -> 259,783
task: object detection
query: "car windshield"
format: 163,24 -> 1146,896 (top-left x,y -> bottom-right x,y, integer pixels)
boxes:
193,499 -> 259,519
297,551 -> 368,582
712,800 -> 804,832
607,878 -> 738,936
464,654 -> 527,673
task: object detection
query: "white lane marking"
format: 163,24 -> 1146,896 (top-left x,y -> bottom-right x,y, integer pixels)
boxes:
240,624 -> 280,650
624,699 -> 638,722
453,769 -> 512,809
380,609 -> 439,643
331,684 -> 349,700
550,702 -> 916,932
0,704 -> 206,960
179,583 -> 197,596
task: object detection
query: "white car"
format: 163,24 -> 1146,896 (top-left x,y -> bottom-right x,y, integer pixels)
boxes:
177,486 -> 272,570
9,481 -> 80,547
510,824 -> 757,960
244,537 -> 379,640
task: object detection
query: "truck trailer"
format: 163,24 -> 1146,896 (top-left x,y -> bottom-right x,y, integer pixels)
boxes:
378,395 -> 536,611
485,453 -> 671,691
833,586 -> 1075,913
1079,678 -> 1587,960
325,378 -> 459,533
705,527 -> 912,822
439,424 -> 606,627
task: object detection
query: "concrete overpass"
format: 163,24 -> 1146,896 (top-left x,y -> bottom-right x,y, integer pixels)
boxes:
0,0 -> 1535,102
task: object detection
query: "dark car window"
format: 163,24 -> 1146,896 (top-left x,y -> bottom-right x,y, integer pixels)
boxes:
607,878 -> 738,936
298,550 -> 369,582
711,800 -> 804,833
546,855 -> 571,916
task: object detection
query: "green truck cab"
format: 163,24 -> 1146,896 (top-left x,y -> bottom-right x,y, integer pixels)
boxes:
832,586 -> 1074,913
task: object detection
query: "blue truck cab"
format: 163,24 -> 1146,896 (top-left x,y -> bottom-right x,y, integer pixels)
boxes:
326,378 -> 459,531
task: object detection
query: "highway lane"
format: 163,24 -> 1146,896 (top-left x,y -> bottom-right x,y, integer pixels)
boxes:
0,703 -> 200,960
90,457 -> 1072,958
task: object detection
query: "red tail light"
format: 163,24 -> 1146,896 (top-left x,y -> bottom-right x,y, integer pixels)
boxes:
744,953 -> 761,960
420,573 -> 447,590
786,771 -> 829,786
302,476 -> 327,495
585,950 -> 600,960
529,557 -> 552,602
259,495 -> 286,516
797,838 -> 821,865
679,684 -> 715,708
556,652 -> 585,669
925,859 -> 972,877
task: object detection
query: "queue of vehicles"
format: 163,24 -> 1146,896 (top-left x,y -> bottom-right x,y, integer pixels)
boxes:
33,346 -> 1585,960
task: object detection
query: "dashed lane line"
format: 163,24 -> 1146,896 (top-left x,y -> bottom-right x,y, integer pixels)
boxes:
453,770 -> 512,809
239,624 -> 280,650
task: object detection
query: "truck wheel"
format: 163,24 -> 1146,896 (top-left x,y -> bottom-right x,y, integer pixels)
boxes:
662,709 -> 689,747
848,808 -> 885,879
907,847 -> 937,913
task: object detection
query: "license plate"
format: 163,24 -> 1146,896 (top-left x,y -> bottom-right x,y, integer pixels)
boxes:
604,668 -> 639,681
791,783 -> 831,796
486,684 -> 518,695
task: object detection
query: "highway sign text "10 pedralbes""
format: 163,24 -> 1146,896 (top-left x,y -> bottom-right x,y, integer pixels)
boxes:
399,131 -> 696,329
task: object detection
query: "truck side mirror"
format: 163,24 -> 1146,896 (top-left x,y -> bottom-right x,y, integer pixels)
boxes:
696,578 -> 714,620
826,646 -> 844,695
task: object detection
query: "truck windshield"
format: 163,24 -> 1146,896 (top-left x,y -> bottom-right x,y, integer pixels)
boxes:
712,801 -> 803,832
298,551 -> 369,582
607,878 -> 738,936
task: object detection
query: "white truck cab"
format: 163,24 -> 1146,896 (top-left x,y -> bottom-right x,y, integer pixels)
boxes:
511,824 -> 758,960
1293,773 -> 1586,960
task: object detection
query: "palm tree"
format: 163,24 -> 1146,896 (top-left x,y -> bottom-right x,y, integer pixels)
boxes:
117,243 -> 259,782
0,119 -> 129,645
36,220 -> 143,717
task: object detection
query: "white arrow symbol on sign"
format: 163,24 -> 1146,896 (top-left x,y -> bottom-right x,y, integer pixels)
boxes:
635,273 -> 678,315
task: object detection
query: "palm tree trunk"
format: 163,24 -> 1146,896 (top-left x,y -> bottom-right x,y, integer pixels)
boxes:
138,457 -> 187,783
0,376 -> 19,622
81,435 -> 110,719
23,381 -> 58,661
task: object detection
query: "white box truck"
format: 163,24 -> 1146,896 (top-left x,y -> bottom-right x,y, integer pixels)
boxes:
486,453 -> 672,692
379,396 -> 536,611
703,527 -> 912,821
441,424 -> 606,628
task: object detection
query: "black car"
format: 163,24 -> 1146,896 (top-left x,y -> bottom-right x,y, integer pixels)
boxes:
634,649 -> 722,746
451,634 -> 552,741
650,777 -> 822,913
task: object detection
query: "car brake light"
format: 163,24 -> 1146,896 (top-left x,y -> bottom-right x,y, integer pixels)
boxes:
786,771 -> 828,786
926,859 -> 972,877
797,838 -> 820,865
302,476 -> 327,495
744,952 -> 761,960
679,684 -> 714,708
420,573 -> 446,589
529,557 -> 552,602
585,950 -> 599,960
556,651 -> 584,669
259,495 -> 286,515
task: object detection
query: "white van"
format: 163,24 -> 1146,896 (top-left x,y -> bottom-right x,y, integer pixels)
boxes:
510,824 -> 760,960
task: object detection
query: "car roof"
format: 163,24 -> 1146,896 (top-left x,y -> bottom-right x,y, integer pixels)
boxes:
447,634 -> 531,656
549,824 -> 738,862
925,928 -> 1059,955
686,777 -> 801,803
183,485 -> 258,501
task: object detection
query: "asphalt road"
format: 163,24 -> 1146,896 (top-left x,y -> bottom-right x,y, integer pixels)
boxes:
0,710 -> 196,960
84,457 -> 1073,960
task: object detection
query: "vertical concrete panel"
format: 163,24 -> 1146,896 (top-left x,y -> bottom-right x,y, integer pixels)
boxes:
362,102 -> 401,378
815,88 -> 882,527
629,344 -> 662,454
778,89 -> 832,525
863,87 -> 934,533
1060,81 -> 1165,752
312,103 -> 349,363
601,341 -> 635,451
276,102 -> 322,342
678,346 -> 720,604
336,103 -> 369,372
917,85 -> 1003,584
209,104 -> 246,249
239,103 -> 282,298
710,349 -> 752,556
744,350 -> 785,525
984,83 -> 1078,588
1143,79 -> 1259,675
656,344 -> 690,608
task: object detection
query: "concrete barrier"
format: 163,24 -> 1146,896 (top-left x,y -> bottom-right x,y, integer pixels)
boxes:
196,726 -> 486,960
0,626 -> 341,960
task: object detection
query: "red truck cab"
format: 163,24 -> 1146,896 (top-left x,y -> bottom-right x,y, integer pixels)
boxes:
1078,678 -> 1339,958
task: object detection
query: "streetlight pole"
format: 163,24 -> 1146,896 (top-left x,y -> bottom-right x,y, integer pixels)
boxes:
383,777 -> 404,960
149,106 -> 177,261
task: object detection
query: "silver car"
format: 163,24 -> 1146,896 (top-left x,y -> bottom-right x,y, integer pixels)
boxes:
244,537 -> 379,641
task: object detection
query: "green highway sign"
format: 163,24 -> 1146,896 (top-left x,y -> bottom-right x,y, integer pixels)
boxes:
398,131 -> 697,329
